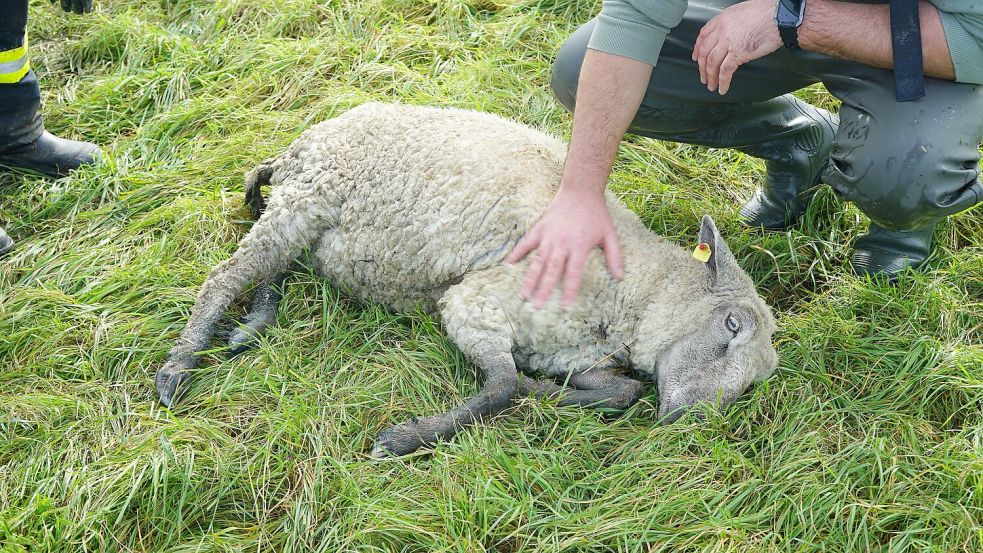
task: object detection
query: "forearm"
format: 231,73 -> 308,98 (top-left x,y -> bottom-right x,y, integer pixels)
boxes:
561,49 -> 653,196
799,0 -> 955,80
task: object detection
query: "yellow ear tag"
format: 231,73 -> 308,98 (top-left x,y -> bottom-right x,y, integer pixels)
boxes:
692,242 -> 712,263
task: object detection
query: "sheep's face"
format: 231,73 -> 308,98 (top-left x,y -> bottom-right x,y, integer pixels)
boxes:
636,216 -> 778,423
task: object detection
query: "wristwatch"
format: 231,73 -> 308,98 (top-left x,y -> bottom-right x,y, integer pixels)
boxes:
775,0 -> 806,51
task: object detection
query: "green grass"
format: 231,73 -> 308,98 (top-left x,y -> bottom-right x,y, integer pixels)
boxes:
1,0 -> 982,550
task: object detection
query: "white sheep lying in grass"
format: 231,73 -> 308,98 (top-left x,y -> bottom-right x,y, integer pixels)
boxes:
156,103 -> 779,457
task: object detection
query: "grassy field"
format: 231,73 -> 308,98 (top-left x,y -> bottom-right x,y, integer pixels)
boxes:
1,0 -> 981,550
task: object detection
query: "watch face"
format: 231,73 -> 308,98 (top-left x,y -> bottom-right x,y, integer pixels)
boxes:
776,0 -> 805,27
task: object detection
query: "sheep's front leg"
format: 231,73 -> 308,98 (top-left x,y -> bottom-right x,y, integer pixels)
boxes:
371,279 -> 518,458
371,349 -> 517,458
228,272 -> 289,357
519,368 -> 646,410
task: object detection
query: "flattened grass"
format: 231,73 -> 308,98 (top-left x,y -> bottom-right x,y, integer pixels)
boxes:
1,0 -> 981,550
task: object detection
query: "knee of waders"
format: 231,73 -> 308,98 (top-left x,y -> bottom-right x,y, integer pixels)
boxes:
825,142 -> 983,230
549,23 -> 594,114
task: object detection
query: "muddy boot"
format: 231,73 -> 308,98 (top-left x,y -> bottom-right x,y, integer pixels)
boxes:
0,227 -> 13,257
737,108 -> 838,230
850,223 -> 936,280
0,131 -> 101,177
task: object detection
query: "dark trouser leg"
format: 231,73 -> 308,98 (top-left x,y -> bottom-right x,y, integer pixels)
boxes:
814,60 -> 983,277
551,6 -> 836,229
0,0 -> 43,150
0,0 -> 35,256
0,0 -> 101,178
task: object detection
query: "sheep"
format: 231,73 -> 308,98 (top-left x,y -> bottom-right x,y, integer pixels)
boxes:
155,102 -> 779,458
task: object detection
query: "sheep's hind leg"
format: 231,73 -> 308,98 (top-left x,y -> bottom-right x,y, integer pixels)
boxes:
519,368 -> 645,411
156,194 -> 331,407
227,271 -> 289,357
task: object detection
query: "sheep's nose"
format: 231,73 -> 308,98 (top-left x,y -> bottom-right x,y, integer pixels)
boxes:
658,395 -> 709,424
658,398 -> 688,423
659,406 -> 685,424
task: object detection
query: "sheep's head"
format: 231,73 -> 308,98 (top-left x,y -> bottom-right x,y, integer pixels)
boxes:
634,215 -> 778,423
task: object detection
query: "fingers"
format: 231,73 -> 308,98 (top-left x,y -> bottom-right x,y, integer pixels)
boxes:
603,232 -> 624,280
693,14 -> 751,95
506,229 -> 540,264
518,246 -> 569,309
695,26 -> 718,86
704,42 -> 728,92
693,17 -> 717,62
532,250 -> 568,309
531,228 -> 625,309
717,52 -> 742,95
61,0 -> 72,12
507,198 -> 621,309
511,225 -> 570,308
511,229 -> 624,308
561,250 -> 587,308
520,246 -> 549,299
72,0 -> 84,14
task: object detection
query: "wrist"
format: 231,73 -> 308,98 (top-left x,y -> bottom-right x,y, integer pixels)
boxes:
557,157 -> 611,198
556,178 -> 607,201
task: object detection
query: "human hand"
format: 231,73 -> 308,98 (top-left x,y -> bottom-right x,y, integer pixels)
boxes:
692,0 -> 782,95
506,187 -> 624,309
51,0 -> 94,15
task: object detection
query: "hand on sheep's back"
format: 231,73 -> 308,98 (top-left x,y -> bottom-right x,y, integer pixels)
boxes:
506,186 -> 624,308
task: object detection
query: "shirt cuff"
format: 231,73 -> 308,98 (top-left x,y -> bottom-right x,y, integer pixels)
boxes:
587,13 -> 671,67
938,11 -> 983,84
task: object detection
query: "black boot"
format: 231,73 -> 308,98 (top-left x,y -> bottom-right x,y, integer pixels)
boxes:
738,110 -> 838,230
850,223 -> 936,280
0,131 -> 101,177
0,227 -> 13,257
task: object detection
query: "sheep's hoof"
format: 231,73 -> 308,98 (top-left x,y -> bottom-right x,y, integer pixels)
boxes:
156,361 -> 190,407
370,423 -> 426,459
227,325 -> 259,357
369,444 -> 394,460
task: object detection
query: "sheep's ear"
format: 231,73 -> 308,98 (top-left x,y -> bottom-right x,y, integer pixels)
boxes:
695,215 -> 738,286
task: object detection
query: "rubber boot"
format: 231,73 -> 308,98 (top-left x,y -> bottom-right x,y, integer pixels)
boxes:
737,109 -> 838,230
619,96 -> 839,232
0,131 -> 101,177
850,223 -> 936,280
0,227 -> 13,257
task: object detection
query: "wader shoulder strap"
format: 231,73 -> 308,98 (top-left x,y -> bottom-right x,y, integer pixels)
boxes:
889,0 -> 925,101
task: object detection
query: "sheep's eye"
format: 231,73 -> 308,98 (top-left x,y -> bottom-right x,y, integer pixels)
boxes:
725,313 -> 741,334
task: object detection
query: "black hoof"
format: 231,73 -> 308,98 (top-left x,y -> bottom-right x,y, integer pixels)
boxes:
370,423 -> 427,459
156,362 -> 190,407
227,327 -> 257,357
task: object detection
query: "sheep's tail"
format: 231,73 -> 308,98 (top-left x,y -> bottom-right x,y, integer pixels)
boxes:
244,159 -> 276,219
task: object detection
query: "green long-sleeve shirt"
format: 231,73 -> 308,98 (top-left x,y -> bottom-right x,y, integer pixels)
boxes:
586,0 -> 983,84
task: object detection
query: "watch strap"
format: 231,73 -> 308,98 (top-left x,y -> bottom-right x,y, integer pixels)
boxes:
776,0 -> 805,51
